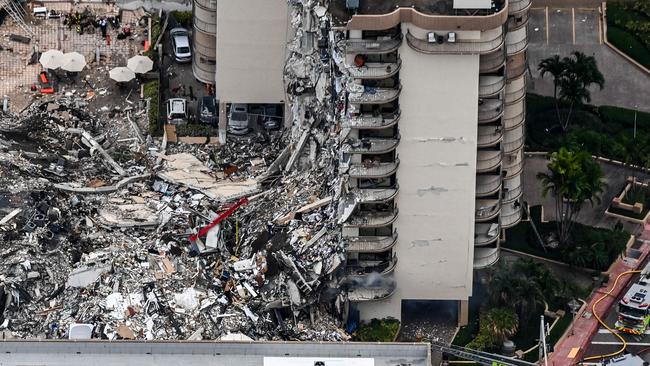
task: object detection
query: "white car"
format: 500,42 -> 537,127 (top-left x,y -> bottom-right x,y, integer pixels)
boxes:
228,104 -> 250,135
170,28 -> 191,63
166,98 -> 188,125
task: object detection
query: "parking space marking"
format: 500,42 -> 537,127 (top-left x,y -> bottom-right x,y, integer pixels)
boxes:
598,7 -> 603,44
572,8 -> 576,44
545,6 -> 549,44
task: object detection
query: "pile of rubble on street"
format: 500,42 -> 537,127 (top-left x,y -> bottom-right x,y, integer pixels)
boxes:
0,0 -> 369,341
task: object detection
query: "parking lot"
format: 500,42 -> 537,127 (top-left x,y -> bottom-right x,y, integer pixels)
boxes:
527,5 -> 650,112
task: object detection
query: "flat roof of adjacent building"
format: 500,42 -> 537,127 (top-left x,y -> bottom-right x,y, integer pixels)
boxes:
0,340 -> 431,366
329,0 -> 505,25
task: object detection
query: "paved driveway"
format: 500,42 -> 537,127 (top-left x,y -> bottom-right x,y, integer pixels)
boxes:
527,6 -> 650,112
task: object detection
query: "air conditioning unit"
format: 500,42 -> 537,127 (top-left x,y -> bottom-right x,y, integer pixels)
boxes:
447,32 -> 456,43
427,32 -> 436,43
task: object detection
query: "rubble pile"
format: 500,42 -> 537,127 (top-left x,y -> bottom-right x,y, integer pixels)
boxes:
0,0 -> 363,341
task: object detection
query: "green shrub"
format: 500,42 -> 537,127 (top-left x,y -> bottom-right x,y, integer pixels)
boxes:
356,318 -> 400,342
143,80 -> 160,135
606,2 -> 650,69
175,124 -> 219,137
145,17 -> 163,60
171,11 -> 192,27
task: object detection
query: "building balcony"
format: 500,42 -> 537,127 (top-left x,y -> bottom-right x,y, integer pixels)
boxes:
506,26 -> 528,55
346,37 -> 402,54
342,137 -> 400,154
478,99 -> 504,123
479,75 -> 506,97
476,199 -> 501,221
503,98 -> 525,130
405,27 -> 504,55
348,282 -> 397,302
509,0 -> 532,15
477,150 -> 502,173
349,159 -> 400,178
342,111 -> 400,129
347,60 -> 401,79
508,11 -> 530,31
503,150 -> 524,177
506,52 -> 527,80
344,209 -> 399,228
505,74 -> 526,105
345,233 -> 399,253
474,247 -> 500,269
501,201 -> 523,228
503,125 -> 524,153
338,187 -> 399,222
475,223 -> 500,246
480,48 -> 506,73
348,85 -> 402,104
502,174 -> 523,203
478,125 -> 503,147
345,255 -> 398,276
476,174 -> 502,197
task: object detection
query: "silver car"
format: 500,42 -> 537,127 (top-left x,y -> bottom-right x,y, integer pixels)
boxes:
170,28 -> 191,63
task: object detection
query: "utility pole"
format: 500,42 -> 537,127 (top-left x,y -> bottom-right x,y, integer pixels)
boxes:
634,105 -> 638,139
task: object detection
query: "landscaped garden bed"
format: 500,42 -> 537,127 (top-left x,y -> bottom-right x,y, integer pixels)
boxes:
503,205 -> 629,271
606,1 -> 650,70
606,177 -> 650,222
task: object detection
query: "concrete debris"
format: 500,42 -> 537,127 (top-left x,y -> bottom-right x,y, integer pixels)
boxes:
0,0 -> 372,343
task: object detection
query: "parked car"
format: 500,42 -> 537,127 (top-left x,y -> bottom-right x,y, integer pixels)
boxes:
170,28 -> 191,63
197,96 -> 218,125
166,98 -> 188,125
250,104 -> 282,131
227,104 -> 250,135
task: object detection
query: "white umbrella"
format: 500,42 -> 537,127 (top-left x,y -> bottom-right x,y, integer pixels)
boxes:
61,52 -> 86,72
127,55 -> 153,74
109,67 -> 136,82
39,49 -> 64,70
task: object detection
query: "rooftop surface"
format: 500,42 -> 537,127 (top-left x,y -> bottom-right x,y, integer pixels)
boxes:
329,0 -> 505,25
0,340 -> 431,366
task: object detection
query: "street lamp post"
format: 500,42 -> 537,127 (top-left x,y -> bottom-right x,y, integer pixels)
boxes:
568,299 -> 581,336
634,105 -> 638,140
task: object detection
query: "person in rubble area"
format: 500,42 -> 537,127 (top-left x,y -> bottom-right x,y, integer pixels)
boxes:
266,221 -> 274,236
100,18 -> 108,38
122,24 -> 131,37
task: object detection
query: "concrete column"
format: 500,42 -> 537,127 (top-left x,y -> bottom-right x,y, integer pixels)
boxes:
218,101 -> 227,144
458,300 -> 469,326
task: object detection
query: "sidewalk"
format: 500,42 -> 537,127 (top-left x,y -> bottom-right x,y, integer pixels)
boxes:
548,227 -> 650,366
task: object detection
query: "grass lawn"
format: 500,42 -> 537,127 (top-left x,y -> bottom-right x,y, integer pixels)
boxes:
503,205 -> 629,271
606,2 -> 650,70
525,94 -> 650,164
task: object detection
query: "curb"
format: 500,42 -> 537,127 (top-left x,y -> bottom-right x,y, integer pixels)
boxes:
601,2 -> 650,76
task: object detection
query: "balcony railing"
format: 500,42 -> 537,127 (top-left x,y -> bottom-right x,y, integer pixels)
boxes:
345,232 -> 399,253
405,27 -> 504,55
505,75 -> 526,105
480,48 -> 506,73
476,199 -> 501,221
476,174 -> 502,196
350,187 -> 399,204
347,60 -> 401,79
479,99 -> 504,123
503,125 -> 524,153
474,247 -> 500,269
502,174 -> 523,202
348,282 -> 397,302
346,37 -> 402,54
501,202 -> 523,228
478,125 -> 503,147
503,99 -> 525,129
342,112 -> 400,129
503,151 -> 523,177
506,26 -> 528,55
509,0 -> 532,14
477,150 -> 502,172
475,223 -> 500,246
345,256 -> 398,276
508,11 -> 529,31
479,75 -> 506,97
506,52 -> 527,79
349,159 -> 400,178
342,137 -> 400,154
344,208 -> 399,228
348,85 -> 402,104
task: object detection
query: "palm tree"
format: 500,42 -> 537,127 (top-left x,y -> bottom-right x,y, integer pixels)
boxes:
537,147 -> 606,245
538,51 -> 605,132
482,307 -> 519,344
538,55 -> 565,124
